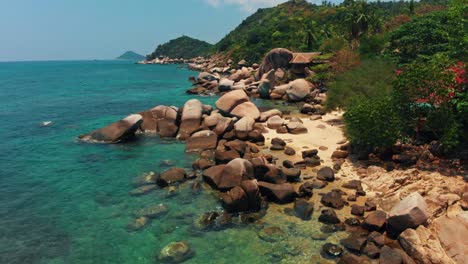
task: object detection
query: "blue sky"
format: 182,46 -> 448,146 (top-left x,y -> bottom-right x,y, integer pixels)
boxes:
0,0 -> 327,61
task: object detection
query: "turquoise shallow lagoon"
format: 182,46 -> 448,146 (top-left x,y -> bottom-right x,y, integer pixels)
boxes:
0,61 -> 332,264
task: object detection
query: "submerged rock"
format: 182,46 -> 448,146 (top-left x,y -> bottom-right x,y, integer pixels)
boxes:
129,185 -> 157,196
158,241 -> 195,263
294,199 -> 314,220
80,114 -> 143,143
126,216 -> 150,231
157,168 -> 187,187
258,226 -> 286,242
322,243 -> 343,258
134,204 -> 168,219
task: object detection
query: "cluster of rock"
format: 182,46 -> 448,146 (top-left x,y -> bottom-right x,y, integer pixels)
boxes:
137,56 -> 202,65
186,48 -> 327,104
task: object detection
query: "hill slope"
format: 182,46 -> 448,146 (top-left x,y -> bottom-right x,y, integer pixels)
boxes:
147,36 -> 213,60
117,51 -> 145,60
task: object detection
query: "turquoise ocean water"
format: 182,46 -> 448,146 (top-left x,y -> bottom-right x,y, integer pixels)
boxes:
0,61 -> 329,264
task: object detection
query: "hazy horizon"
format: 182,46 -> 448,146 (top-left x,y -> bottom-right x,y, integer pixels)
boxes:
0,0 -> 336,62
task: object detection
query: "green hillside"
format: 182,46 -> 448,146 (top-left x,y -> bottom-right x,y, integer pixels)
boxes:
147,36 -> 213,60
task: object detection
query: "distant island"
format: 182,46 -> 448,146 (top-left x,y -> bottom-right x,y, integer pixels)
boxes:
116,51 -> 146,61
146,36 -> 213,60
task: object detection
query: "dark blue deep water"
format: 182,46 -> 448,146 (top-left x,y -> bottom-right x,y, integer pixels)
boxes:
0,61 -> 330,264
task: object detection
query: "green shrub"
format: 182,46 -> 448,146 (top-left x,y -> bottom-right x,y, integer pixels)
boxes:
326,58 -> 396,110
344,96 -> 402,155
320,37 -> 348,53
359,34 -> 388,56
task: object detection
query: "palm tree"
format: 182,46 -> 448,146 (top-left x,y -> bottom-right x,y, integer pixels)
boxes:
343,0 -> 371,48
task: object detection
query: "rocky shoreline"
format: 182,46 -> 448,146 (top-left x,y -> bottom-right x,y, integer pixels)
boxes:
80,50 -> 467,263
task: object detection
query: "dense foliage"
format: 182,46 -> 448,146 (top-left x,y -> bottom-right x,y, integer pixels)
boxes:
344,96 -> 402,154
326,59 -> 396,110
147,36 -> 213,60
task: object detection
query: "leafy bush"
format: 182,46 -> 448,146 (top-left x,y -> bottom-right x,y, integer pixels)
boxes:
326,59 -> 396,110
320,37 -> 348,53
393,56 -> 467,152
389,11 -> 450,63
359,34 -> 388,56
344,96 -> 402,155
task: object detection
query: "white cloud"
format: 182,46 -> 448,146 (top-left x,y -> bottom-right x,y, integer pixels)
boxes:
205,0 -> 289,12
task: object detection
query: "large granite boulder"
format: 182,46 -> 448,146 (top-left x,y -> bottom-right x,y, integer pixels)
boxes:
215,90 -> 249,113
80,114 -> 143,143
178,99 -> 203,140
186,130 -> 218,152
398,225 -> 454,264
229,67 -> 251,82
256,48 -> 293,80
157,168 -> 187,187
234,116 -> 255,139
153,105 -> 179,137
202,159 -> 253,190
286,79 -> 312,102
231,102 -> 260,120
267,116 -> 284,129
387,192 -> 429,236
198,72 -> 219,82
259,109 -> 282,122
432,213 -> 468,264
258,181 -> 296,203
218,78 -> 235,92
138,110 -> 158,132
221,179 -> 261,212
258,69 -> 275,98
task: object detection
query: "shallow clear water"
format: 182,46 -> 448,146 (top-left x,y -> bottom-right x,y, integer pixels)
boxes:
0,61 -> 337,264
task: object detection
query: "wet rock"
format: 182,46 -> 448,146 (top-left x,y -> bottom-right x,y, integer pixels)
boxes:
224,140 -> 248,156
298,182 -> 314,197
254,164 -> 286,184
258,181 -> 296,203
186,130 -> 218,152
387,192 -> 429,236
282,167 -> 301,182
158,241 -> 194,263
80,114 -> 143,143
368,231 -> 386,248
341,234 -> 367,253
126,216 -> 150,231
294,199 -> 314,220
215,148 -> 240,163
379,246 -> 402,264
321,223 -> 346,233
321,190 -> 347,209
310,180 -> 328,189
218,78 -> 235,92
157,168 -> 187,187
129,185 -> 157,196
344,218 -> 362,227
135,204 -> 168,219
322,243 -> 343,259
363,242 -> 381,259
284,147 -> 296,156
153,106 -> 179,138
258,226 -> 286,242
215,90 -> 249,113
319,209 -> 340,224
351,205 -> 365,216
338,253 -> 372,264
204,159 -> 253,190
347,195 -> 357,202
363,210 -> 387,232
132,172 -> 158,186
276,126 -> 288,134
192,158 -> 215,170
317,167 -> 335,182
302,149 -> 318,159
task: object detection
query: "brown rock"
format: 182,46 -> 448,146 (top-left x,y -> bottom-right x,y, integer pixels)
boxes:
80,114 -> 143,143
387,192 -> 429,236
215,90 -> 249,113
158,168 -> 187,187
178,99 -> 203,139
363,210 -> 387,231
258,181 -> 296,203
186,130 -> 218,152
